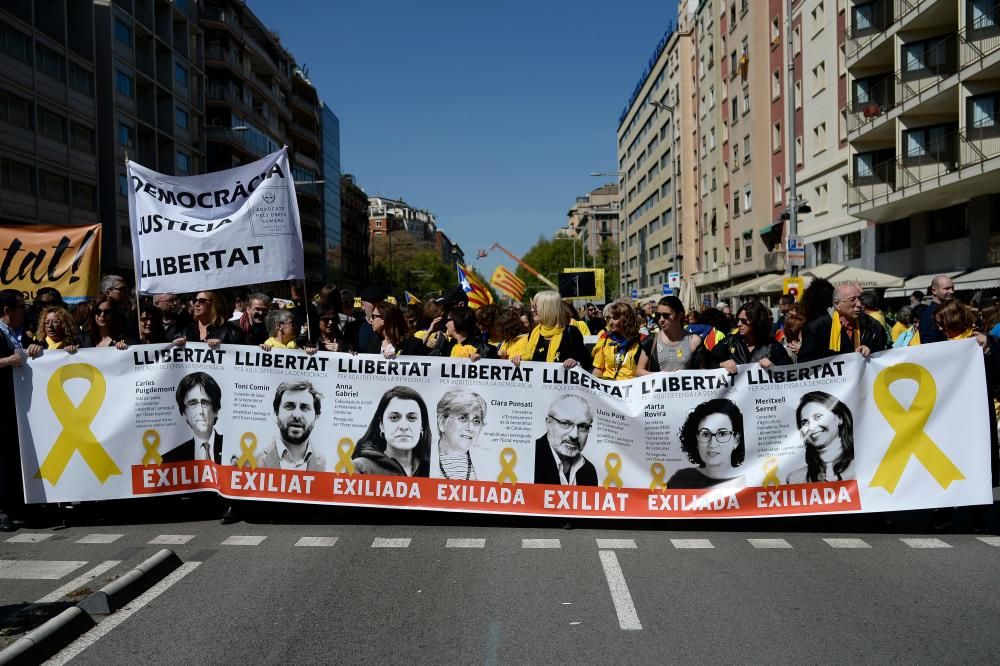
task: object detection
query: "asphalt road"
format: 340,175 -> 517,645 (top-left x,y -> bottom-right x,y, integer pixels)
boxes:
1,498 -> 999,663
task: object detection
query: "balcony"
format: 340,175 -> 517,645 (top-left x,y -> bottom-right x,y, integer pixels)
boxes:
847,0 -> 914,61
961,9 -> 1000,68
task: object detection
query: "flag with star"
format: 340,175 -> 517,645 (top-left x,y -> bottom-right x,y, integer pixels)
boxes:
457,263 -> 493,309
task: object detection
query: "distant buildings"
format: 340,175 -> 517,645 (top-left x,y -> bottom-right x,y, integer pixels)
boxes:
567,183 -> 620,260
340,174 -> 370,289
368,195 -> 465,268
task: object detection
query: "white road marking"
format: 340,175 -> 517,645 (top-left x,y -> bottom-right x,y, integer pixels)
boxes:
823,538 -> 871,549
221,535 -> 266,546
596,539 -> 637,549
901,537 -> 951,549
47,562 -> 201,666
295,537 -> 339,547
446,538 -> 485,548
671,538 -> 714,549
149,535 -> 195,545
598,550 -> 642,631
36,560 -> 121,603
372,537 -> 411,548
5,533 -> 52,543
0,560 -> 87,580
75,534 -> 124,545
976,536 -> 1000,547
748,538 -> 792,549
522,538 -> 561,549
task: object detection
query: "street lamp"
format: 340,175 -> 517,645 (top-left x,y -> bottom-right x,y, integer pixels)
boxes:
647,99 -> 681,289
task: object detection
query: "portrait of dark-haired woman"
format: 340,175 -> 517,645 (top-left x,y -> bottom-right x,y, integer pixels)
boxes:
786,391 -> 855,483
667,398 -> 746,489
352,386 -> 431,477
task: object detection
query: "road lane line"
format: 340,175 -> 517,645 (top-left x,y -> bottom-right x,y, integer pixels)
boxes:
5,533 -> 53,543
521,538 -> 560,549
823,538 -> 871,549
295,537 -> 339,547
220,535 -> 266,546
976,536 -> 1000,547
149,535 -> 195,545
0,560 -> 88,580
748,538 -> 792,549
446,538 -> 485,548
47,561 -> 201,666
596,538 -> 637,549
36,560 -> 122,603
75,534 -> 124,545
372,537 -> 411,548
598,550 -> 642,631
901,537 -> 951,549
484,621 -> 501,666
670,538 -> 713,549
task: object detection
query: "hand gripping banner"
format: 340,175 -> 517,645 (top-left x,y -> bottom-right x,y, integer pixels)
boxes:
13,340 -> 994,518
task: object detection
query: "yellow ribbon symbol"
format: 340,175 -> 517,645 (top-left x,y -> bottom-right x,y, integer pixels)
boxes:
649,462 -> 667,490
237,432 -> 258,469
335,437 -> 356,474
497,447 -> 518,484
36,363 -> 121,485
141,430 -> 162,466
870,363 -> 965,493
602,452 -> 624,488
761,457 -> 781,487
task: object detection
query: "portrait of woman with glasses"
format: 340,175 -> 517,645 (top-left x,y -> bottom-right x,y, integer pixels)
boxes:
667,398 -> 746,489
435,388 -> 488,480
636,296 -> 704,374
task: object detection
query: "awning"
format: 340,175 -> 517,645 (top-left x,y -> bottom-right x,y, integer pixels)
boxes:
883,271 -> 964,299
759,224 -> 773,235
953,266 -> 1000,291
719,273 -> 782,298
799,263 -> 847,280
817,265 -> 904,289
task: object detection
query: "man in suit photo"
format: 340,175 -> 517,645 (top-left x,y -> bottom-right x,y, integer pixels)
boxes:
164,372 -> 223,464
256,380 -> 327,471
534,394 -> 597,486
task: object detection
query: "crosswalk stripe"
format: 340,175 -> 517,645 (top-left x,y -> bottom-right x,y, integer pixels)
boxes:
901,537 -> 951,549
671,538 -> 714,549
36,560 -> 121,603
823,538 -> 871,549
596,539 -> 637,549
446,538 -> 485,548
221,535 -> 267,546
295,537 -> 339,547
0,560 -> 88,580
748,538 -> 792,549
149,535 -> 195,545
976,536 -> 1000,547
75,534 -> 124,545
522,538 -> 561,549
5,533 -> 53,544
372,537 -> 411,548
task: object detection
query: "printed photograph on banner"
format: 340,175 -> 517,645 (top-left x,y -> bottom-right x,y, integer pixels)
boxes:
350,385 -> 432,477
429,387 -> 514,483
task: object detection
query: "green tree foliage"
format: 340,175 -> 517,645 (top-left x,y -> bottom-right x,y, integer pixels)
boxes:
514,236 -> 621,303
369,233 -> 497,302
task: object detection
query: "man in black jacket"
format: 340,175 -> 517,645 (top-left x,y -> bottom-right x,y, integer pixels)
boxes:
799,282 -> 888,363
533,395 -> 598,486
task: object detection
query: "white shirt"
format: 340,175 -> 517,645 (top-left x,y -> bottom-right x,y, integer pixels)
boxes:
275,438 -> 314,471
549,443 -> 586,485
195,433 -> 217,462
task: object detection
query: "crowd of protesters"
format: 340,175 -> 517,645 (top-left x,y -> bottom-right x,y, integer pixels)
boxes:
0,272 -> 996,531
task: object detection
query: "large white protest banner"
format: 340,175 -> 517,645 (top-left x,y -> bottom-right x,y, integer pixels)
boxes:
127,147 -> 304,294
13,341 -> 994,518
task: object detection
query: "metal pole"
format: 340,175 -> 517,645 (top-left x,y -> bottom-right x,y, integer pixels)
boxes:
670,105 -> 679,287
785,0 -> 799,278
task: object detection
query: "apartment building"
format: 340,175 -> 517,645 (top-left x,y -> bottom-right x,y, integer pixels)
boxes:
845,0 -> 1000,276
340,174 -> 370,290
567,183 -> 620,260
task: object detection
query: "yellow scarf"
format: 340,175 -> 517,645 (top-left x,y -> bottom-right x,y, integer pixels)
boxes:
524,324 -> 564,363
828,315 -> 860,352
264,336 -> 298,349
45,336 -> 66,349
948,328 -> 974,340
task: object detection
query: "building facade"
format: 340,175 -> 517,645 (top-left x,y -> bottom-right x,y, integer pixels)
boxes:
320,101 -> 344,283
567,183 -> 620,261
340,174 -> 370,289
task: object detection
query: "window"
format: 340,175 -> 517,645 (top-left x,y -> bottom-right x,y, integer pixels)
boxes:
772,69 -> 781,99
901,36 -> 957,80
814,239 -> 831,264
114,17 -> 132,46
118,174 -> 129,197
794,80 -> 802,109
969,0 -> 1000,32
735,242 -> 741,261
731,98 -> 739,124
743,186 -> 752,211
927,204 -> 969,244
712,247 -> 718,267
876,218 -> 911,252
815,183 -> 829,211
744,235 -> 753,260
773,121 -> 782,151
852,2 -> 883,35
1,22 -> 33,65
774,175 -> 783,204
843,231 -> 861,260
0,91 -> 32,130
813,122 -> 827,151
812,2 -> 825,34
69,121 -> 95,152
711,167 -> 717,191
36,43 -> 66,82
709,127 -> 716,150
733,192 -> 741,216
793,26 -> 801,55
39,171 -> 67,204
708,86 -> 715,109
771,17 -> 781,44
37,107 -> 67,143
732,143 -> 740,167
968,93 -> 1000,139
796,136 -> 804,164
71,181 -> 97,211
812,61 -> 826,94
730,50 -> 737,75
742,89 -> 750,114
902,122 -> 957,166
117,122 -> 135,148
174,63 -> 188,86
115,69 -> 133,97
853,148 -> 895,185
1,158 -> 34,194
743,135 -> 751,163
175,107 -> 189,130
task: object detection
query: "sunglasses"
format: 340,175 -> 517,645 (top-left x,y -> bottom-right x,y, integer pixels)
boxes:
737,318 -> 751,325
656,311 -> 674,320
194,298 -> 212,305
140,317 -> 154,323
95,308 -> 112,316
319,316 -> 335,323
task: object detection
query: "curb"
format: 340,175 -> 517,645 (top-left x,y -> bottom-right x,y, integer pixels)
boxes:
0,549 -> 182,665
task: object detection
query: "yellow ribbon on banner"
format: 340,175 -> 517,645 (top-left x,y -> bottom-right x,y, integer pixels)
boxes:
335,437 -> 356,474
497,448 -> 518,484
602,453 -> 623,488
141,430 -> 162,466
761,457 -> 781,487
870,363 -> 965,493
237,432 -> 258,469
649,462 -> 667,490
36,363 -> 121,485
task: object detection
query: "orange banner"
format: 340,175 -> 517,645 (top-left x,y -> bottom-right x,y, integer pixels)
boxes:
0,224 -> 102,302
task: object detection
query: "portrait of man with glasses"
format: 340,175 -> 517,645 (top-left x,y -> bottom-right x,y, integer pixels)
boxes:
164,371 -> 224,464
534,394 -> 598,486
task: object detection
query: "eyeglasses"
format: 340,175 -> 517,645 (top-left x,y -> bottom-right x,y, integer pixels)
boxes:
109,286 -> 124,293
547,416 -> 593,434
697,428 -> 734,443
319,317 -> 335,323
449,413 -> 484,426
194,298 -> 212,305
184,398 -> 213,411
279,320 -> 295,328
836,296 -> 861,304
368,313 -> 383,322
737,318 -> 751,326
656,311 -> 674,320
139,317 -> 154,323
95,308 -> 112,317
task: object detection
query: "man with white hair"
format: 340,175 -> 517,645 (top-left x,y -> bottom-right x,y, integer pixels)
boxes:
799,282 -> 888,362
917,275 -> 955,345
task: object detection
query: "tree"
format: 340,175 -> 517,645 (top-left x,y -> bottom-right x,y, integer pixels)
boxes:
513,235 -> 620,304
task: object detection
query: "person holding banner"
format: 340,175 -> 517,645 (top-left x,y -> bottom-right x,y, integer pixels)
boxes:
511,290 -> 589,370
435,388 -> 487,480
134,305 -> 169,345
668,398 -> 746,489
718,302 -> 790,373
786,391 -> 855,483
261,309 -> 302,350
176,291 -> 244,348
370,301 -> 426,358
0,290 -> 27,531
495,308 -> 528,359
353,386 -> 431,477
636,296 -> 703,374
446,306 -> 493,359
311,307 -> 344,352
26,307 -> 80,356
592,302 -> 643,380
799,282 -> 887,362
84,297 -> 129,350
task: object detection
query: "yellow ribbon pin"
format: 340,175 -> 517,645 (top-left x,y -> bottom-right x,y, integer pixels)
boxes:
649,462 -> 667,490
36,363 -> 121,485
870,363 -> 965,493
497,447 -> 518,484
602,452 -> 624,488
335,437 -> 356,474
237,432 -> 258,469
761,457 -> 781,487
142,429 -> 162,466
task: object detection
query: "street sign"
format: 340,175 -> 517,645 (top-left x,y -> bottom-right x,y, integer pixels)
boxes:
631,288 -> 638,299
668,271 -> 681,288
787,235 -> 805,267
662,283 -> 670,295
783,276 -> 805,302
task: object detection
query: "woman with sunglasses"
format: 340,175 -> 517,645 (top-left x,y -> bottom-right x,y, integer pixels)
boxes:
510,290 -> 589,369
718,301 -> 790,373
84,296 -> 129,349
135,305 -> 167,344
26,306 -> 80,356
668,398 -> 746,489
175,291 -> 244,348
310,307 -> 344,352
371,300 -> 426,358
636,296 -> 703,374
592,302 -> 643,380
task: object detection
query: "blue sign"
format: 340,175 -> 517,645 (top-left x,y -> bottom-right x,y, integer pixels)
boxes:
631,289 -> 638,298
662,284 -> 670,295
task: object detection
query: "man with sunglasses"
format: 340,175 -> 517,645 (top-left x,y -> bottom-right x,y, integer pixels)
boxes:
799,282 -> 888,362
534,395 -> 598,486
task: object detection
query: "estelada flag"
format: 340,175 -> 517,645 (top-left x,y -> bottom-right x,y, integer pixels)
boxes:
490,265 -> 526,302
404,290 -> 421,305
457,263 -> 493,309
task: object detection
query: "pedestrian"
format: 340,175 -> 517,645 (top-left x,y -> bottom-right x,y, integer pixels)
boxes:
592,302 -> 643,380
446,305 -> 492,359
370,300 -> 426,358
777,303 -> 807,363
495,307 -> 529,359
260,309 -> 303,350
771,294 -> 794,338
175,291 -> 244,347
134,305 -> 168,345
84,296 -> 129,349
511,290 -> 589,369
311,308 -> 344,352
26,306 -> 81,355
153,293 -> 191,341
100,274 -> 130,314
584,302 -> 606,335
636,296 -> 704,374
237,293 -> 271,345
717,301 -> 790,372
917,275 -> 955,345
799,282 -> 888,362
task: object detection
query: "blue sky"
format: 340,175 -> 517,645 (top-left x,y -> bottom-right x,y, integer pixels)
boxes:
249,0 -> 678,282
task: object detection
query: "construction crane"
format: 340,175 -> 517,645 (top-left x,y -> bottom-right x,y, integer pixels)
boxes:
476,243 -> 558,290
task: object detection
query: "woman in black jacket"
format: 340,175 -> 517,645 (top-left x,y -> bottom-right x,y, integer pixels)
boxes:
175,291 -> 244,348
718,301 -> 790,372
511,290 -> 589,370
